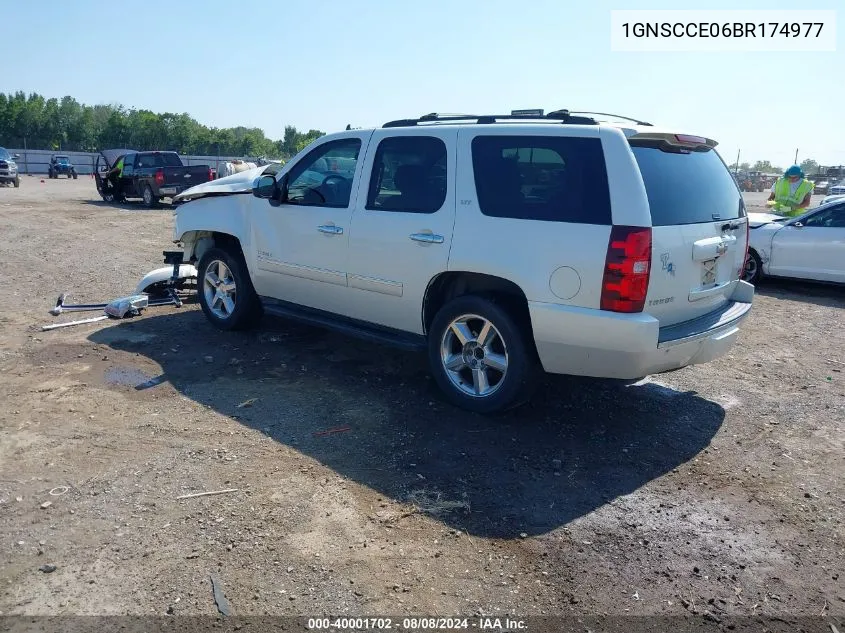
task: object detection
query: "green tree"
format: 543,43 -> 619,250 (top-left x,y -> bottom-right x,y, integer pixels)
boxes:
0,90 -> 322,158
799,158 -> 818,175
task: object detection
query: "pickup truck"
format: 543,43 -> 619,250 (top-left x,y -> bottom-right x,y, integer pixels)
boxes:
94,149 -> 213,207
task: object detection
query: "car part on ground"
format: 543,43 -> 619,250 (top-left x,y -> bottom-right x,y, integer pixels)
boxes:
41,315 -> 110,331
46,252 -> 196,330
135,263 -> 198,295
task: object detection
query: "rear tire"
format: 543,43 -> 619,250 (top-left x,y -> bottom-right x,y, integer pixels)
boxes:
142,185 -> 159,208
744,249 -> 763,284
197,246 -> 262,331
427,295 -> 540,414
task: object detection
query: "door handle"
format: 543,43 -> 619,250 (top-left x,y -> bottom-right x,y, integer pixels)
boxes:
409,232 -> 444,244
317,224 -> 343,235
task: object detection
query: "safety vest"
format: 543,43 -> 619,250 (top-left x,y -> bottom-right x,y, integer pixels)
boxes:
116,157 -> 124,177
773,177 -> 814,216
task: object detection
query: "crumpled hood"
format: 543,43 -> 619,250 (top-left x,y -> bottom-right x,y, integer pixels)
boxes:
174,164 -> 268,202
748,212 -> 788,227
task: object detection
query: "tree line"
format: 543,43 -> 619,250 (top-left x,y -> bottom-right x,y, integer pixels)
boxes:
0,91 -> 324,159
729,159 -> 821,175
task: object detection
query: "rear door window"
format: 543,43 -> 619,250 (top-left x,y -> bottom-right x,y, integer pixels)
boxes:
366,136 -> 447,214
630,144 -> 743,226
162,153 -> 182,167
470,135 -> 612,224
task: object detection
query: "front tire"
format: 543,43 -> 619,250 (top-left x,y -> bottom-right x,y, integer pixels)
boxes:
13,176 -> 20,188
427,295 -> 540,414
744,249 -> 763,284
197,246 -> 262,331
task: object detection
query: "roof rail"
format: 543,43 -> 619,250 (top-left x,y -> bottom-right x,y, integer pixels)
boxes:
562,111 -> 653,126
382,110 -> 597,128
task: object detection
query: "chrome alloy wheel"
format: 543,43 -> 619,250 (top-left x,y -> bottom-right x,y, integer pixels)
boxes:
203,259 -> 237,319
440,313 -> 509,398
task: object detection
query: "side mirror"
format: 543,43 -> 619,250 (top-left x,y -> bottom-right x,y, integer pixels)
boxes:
792,221 -> 803,228
12,154 -> 20,160
252,175 -> 278,199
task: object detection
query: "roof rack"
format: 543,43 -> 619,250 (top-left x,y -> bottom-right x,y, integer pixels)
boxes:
563,111 -> 653,126
382,110 -> 598,128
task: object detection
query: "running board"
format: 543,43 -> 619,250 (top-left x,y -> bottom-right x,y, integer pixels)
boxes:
259,297 -> 427,352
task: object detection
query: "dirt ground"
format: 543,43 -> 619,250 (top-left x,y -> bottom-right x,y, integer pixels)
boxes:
0,177 -> 843,629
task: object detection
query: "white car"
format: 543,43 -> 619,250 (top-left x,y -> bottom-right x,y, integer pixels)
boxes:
821,180 -> 845,206
172,110 -> 754,413
744,200 -> 845,285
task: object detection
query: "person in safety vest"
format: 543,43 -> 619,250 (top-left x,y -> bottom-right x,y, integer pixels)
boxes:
105,155 -> 125,197
767,165 -> 814,216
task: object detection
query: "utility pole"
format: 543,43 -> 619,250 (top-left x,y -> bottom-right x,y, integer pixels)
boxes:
794,148 -> 799,165
734,149 -> 741,175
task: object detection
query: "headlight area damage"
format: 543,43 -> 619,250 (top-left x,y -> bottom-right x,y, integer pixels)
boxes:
173,163 -> 284,203
171,165 -> 285,270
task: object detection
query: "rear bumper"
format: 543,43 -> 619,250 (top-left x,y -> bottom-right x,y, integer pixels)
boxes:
159,184 -> 197,196
529,280 -> 754,379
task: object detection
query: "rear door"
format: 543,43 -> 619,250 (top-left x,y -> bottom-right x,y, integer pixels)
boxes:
629,135 -> 748,326
120,153 -> 138,196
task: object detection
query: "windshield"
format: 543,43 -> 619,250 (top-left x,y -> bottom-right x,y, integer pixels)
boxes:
0,148 -> 10,160
56,156 -> 69,163
630,144 -> 743,226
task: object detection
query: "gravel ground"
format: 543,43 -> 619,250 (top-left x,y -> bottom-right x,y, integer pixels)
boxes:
0,178 -> 843,630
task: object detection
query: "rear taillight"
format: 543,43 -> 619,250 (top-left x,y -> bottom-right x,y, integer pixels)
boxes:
154,168 -> 165,186
208,167 -> 213,181
739,219 -> 749,279
600,226 -> 652,313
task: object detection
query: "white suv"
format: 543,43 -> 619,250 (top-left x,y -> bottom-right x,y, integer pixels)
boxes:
172,110 -> 754,413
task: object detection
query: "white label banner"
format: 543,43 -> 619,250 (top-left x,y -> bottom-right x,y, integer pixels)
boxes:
611,10 -> 837,52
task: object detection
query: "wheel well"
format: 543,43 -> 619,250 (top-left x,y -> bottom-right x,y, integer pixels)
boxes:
210,232 -> 242,254
185,231 -> 243,264
423,272 -> 533,335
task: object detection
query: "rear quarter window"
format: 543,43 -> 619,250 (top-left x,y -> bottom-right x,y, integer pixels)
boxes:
631,144 -> 743,226
471,135 -> 612,224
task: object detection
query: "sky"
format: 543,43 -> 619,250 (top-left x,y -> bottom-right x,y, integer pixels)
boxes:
1,0 -> 842,167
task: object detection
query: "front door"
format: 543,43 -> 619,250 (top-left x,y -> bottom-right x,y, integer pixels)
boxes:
119,153 -> 137,197
769,203 -> 845,282
345,128 -> 457,332
250,132 -> 372,313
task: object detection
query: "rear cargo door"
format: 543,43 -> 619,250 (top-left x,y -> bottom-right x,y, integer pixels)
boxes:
630,137 -> 748,327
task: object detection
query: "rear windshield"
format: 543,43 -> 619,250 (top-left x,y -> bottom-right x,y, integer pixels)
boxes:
137,152 -> 182,168
631,144 -> 743,226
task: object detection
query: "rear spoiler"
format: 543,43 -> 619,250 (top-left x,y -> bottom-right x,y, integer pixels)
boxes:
628,132 -> 718,151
